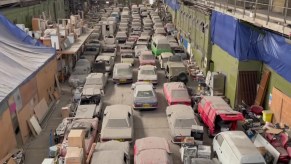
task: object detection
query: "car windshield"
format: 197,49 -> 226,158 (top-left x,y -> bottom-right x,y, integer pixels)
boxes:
122,54 -> 133,58
169,55 -> 182,62
174,49 -> 184,53
172,90 -> 189,99
174,119 -> 195,128
142,55 -> 154,60
106,119 -> 129,128
137,90 -> 154,97
117,68 -> 131,75
102,48 -> 115,53
138,39 -> 148,42
141,69 -> 155,75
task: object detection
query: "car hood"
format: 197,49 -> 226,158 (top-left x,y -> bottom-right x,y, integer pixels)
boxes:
101,128 -> 133,140
138,74 -> 157,81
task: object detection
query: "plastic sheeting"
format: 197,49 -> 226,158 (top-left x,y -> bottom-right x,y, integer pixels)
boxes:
0,14 -> 55,102
211,11 -> 291,82
165,0 -> 180,11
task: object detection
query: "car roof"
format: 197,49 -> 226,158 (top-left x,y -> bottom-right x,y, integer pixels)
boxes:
135,137 -> 170,152
95,140 -> 129,152
135,84 -> 154,91
166,105 -> 196,119
139,65 -> 155,70
91,150 -> 125,164
114,63 -> 131,68
202,96 -> 240,114
96,55 -> 111,61
164,82 -> 186,90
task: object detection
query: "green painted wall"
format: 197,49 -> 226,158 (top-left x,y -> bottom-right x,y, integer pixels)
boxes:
1,0 -> 65,28
211,45 -> 239,107
263,64 -> 291,109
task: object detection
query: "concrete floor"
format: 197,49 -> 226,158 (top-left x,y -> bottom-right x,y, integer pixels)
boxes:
23,54 -> 213,163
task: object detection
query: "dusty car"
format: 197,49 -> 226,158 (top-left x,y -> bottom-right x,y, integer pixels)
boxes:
95,55 -> 114,73
126,37 -> 137,47
151,35 -> 172,56
100,46 -> 117,60
132,83 -> 157,109
84,73 -> 108,92
139,53 -> 156,66
164,23 -> 175,34
129,32 -> 140,41
121,53 -> 135,66
100,104 -> 134,142
163,82 -> 191,106
56,118 -> 98,157
104,35 -> 116,45
165,56 -> 187,82
142,27 -> 153,35
166,104 -> 200,143
91,141 -> 130,164
154,27 -> 167,35
68,61 -> 91,87
172,46 -> 187,60
116,31 -> 127,44
153,22 -> 164,29
159,52 -> 174,69
113,63 -> 133,84
134,137 -> 173,164
137,65 -> 158,84
136,35 -> 150,46
86,39 -> 101,48
134,45 -> 148,57
120,44 -> 134,55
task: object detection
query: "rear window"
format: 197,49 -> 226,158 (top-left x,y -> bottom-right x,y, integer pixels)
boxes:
172,90 -> 189,99
106,119 -> 129,128
142,55 -> 155,60
140,69 -> 155,75
216,134 -> 224,146
137,90 -> 154,97
102,48 -> 115,53
174,119 -> 195,128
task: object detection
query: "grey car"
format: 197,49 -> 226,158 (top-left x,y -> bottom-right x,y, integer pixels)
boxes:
166,104 -> 200,143
132,83 -> 158,109
112,63 -> 133,84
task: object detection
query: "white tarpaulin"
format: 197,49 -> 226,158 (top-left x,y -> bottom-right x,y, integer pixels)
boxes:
0,15 -> 55,103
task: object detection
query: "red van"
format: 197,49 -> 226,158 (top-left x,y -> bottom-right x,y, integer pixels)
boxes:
198,96 -> 244,137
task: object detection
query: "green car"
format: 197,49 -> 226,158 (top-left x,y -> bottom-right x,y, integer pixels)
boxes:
151,35 -> 172,56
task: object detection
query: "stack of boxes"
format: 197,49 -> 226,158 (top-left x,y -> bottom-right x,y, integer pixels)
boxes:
65,129 -> 86,164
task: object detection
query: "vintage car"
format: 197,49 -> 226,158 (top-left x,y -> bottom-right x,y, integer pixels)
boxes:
56,118 -> 98,156
100,46 -> 117,60
112,63 -> 133,84
137,65 -> 158,84
83,45 -> 100,57
172,46 -> 187,60
115,31 -> 128,44
142,27 -> 153,35
68,65 -> 90,88
134,137 -> 173,164
134,45 -> 148,57
136,35 -> 150,46
163,82 -> 191,106
126,37 -> 137,47
165,56 -> 188,82
159,52 -> 174,69
91,141 -> 130,164
104,35 -> 116,46
151,35 -> 172,56
166,104 -> 201,143
132,83 -> 157,109
120,44 -> 134,55
139,53 -> 156,66
121,53 -> 135,66
153,22 -> 164,30
100,104 -> 134,142
198,96 -> 244,137
84,73 -> 108,92
95,55 -> 114,73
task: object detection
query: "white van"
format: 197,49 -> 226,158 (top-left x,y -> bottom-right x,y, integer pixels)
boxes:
213,131 -> 266,164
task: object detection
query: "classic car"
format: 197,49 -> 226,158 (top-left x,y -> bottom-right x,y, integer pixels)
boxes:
112,63 -> 133,84
121,53 -> 135,66
137,65 -> 158,84
163,82 -> 191,106
159,52 -> 174,69
95,55 -> 114,73
100,105 -> 134,142
116,31 -> 128,44
136,35 -> 150,46
132,83 -> 157,109
139,53 -> 156,66
134,137 -> 173,164
134,45 -> 148,57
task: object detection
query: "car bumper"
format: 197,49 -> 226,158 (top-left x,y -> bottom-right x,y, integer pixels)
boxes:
133,103 -> 158,109
113,78 -> 133,84
138,80 -> 158,85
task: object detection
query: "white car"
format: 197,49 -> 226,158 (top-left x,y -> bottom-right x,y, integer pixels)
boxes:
100,105 -> 134,142
136,35 -> 150,46
95,55 -> 114,73
134,45 -> 148,57
112,63 -> 133,84
155,28 -> 167,35
137,65 -> 158,84
121,53 -> 135,66
100,46 -> 117,60
104,35 -> 116,45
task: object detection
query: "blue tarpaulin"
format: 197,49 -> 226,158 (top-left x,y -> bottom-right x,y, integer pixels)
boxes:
211,11 -> 291,82
165,0 -> 180,11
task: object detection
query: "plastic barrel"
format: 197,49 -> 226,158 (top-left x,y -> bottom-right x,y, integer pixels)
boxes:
262,110 -> 273,122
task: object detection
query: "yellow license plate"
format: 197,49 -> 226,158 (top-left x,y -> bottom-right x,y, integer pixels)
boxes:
116,139 -> 124,142
143,104 -> 151,107
120,79 -> 126,82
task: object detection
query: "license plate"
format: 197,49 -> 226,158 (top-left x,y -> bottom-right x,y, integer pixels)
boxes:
116,139 -> 124,142
120,79 -> 126,82
143,104 -> 151,107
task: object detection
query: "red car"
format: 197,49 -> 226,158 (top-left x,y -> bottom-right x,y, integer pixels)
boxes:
163,82 -> 191,106
134,137 -> 173,164
139,51 -> 156,66
198,96 -> 244,137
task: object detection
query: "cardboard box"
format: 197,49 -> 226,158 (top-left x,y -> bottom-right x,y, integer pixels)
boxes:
68,129 -> 85,148
61,106 -> 70,118
65,147 -> 84,164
